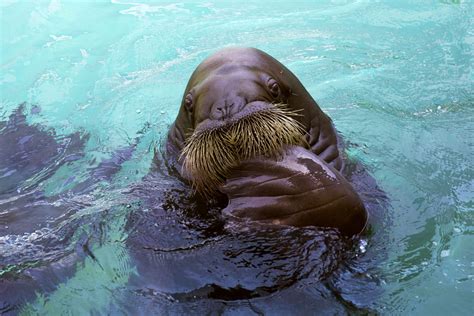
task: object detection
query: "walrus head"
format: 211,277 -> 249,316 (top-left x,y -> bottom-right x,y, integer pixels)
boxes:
172,48 -> 311,195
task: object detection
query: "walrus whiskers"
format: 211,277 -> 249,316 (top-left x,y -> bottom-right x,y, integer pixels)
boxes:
180,103 -> 307,196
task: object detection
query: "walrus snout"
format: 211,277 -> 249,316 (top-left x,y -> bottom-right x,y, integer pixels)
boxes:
195,101 -> 274,133
180,104 -> 306,195
211,96 -> 247,120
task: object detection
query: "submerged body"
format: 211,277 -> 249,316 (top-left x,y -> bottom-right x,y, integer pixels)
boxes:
167,47 -> 368,235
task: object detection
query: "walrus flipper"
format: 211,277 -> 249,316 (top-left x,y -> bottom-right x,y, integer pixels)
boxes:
220,146 -> 368,236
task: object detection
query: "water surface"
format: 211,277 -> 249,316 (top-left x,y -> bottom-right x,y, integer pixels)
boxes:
1,1 -> 473,315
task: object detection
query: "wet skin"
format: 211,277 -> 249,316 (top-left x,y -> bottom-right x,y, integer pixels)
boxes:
221,146 -> 367,236
167,47 -> 342,171
167,47 -> 368,235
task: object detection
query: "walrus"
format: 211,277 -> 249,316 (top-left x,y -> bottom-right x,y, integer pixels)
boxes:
221,146 -> 367,236
166,47 -> 368,235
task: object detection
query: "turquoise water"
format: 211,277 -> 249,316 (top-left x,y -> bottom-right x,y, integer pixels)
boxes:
1,1 -> 473,315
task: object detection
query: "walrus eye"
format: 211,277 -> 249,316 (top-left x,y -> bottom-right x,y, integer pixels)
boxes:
268,79 -> 280,98
184,93 -> 193,112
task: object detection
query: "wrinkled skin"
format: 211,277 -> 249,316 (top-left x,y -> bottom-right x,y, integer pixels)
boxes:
221,146 -> 367,236
167,47 -> 368,235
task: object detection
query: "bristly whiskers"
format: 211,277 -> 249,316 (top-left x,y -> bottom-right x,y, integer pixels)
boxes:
180,103 -> 307,197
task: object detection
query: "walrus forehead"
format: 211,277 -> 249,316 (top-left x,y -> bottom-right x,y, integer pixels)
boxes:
196,53 -> 272,75
191,65 -> 269,92
213,63 -> 265,76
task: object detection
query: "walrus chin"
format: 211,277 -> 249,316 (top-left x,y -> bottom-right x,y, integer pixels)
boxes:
180,102 -> 307,196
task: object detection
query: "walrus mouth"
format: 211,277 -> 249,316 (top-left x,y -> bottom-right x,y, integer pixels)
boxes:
180,103 -> 307,196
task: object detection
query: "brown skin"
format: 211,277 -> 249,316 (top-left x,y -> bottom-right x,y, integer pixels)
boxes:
167,47 -> 367,235
221,146 -> 367,236
167,47 -> 342,171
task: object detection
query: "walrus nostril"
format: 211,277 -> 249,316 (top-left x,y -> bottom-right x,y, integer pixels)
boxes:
213,104 -> 226,119
214,101 -> 237,119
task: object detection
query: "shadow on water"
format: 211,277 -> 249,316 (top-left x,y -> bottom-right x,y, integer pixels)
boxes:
0,105 -> 87,234
0,105 -> 84,312
0,105 -> 137,314
1,104 -> 389,315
